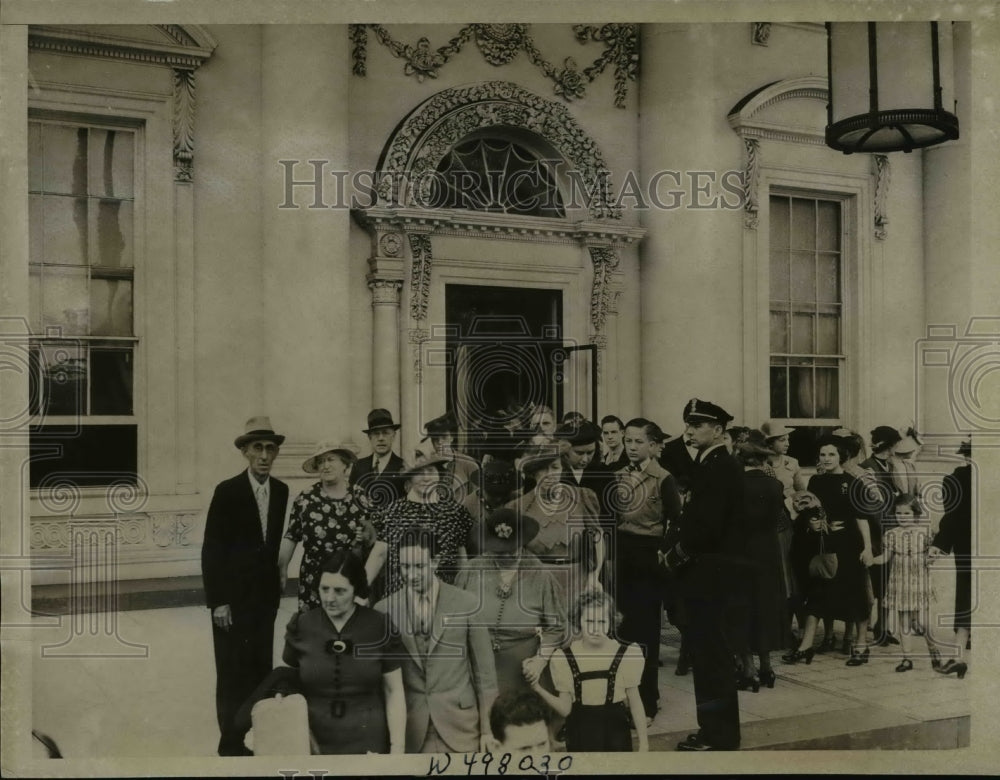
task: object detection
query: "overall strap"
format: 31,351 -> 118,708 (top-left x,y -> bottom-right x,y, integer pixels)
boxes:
605,643 -> 630,705
562,646 -> 583,702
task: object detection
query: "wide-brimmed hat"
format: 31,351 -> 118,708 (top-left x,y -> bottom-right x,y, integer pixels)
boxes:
362,408 -> 401,434
234,416 -> 285,449
400,452 -> 451,480
554,420 -> 601,447
422,411 -> 458,438
518,443 -> 567,475
302,440 -> 360,474
480,459 -> 516,491
683,398 -> 734,425
482,508 -> 540,554
759,420 -> 795,439
870,425 -> 903,452
894,435 -> 920,455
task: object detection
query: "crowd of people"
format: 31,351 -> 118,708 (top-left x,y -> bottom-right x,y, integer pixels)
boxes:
201,402 -> 972,756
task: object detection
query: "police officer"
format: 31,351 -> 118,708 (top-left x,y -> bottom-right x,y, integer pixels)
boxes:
661,399 -> 746,751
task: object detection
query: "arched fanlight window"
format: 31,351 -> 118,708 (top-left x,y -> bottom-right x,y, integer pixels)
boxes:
430,137 -> 565,218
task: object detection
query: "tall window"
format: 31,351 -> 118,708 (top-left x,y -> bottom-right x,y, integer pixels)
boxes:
769,194 -> 843,422
28,118 -> 138,488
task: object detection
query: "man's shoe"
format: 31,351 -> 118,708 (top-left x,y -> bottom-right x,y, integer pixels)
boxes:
676,733 -> 716,752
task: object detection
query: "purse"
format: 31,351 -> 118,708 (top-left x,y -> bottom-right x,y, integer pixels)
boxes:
808,534 -> 838,580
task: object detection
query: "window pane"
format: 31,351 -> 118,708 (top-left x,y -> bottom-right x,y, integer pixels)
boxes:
29,122 -> 43,192
790,251 -> 815,302
42,125 -> 88,196
817,200 -> 840,251
29,424 -> 137,488
770,310 -> 789,352
816,366 -> 839,417
89,129 -> 134,198
96,200 -> 132,268
770,364 -> 788,418
28,266 -> 42,333
42,196 -> 89,266
792,312 -> 815,354
817,254 -> 840,303
90,347 -> 133,415
789,366 -> 814,417
769,195 -> 789,250
29,195 -> 44,266
41,266 -> 89,335
90,278 -> 133,336
817,314 -> 840,354
38,342 -> 86,416
769,250 -> 789,301
791,198 -> 816,251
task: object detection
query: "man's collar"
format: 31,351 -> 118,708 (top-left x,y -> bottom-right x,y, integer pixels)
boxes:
247,469 -> 269,488
698,443 -> 726,462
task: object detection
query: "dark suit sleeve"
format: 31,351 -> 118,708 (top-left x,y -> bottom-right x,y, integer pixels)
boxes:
201,481 -> 231,610
659,474 -> 682,530
664,456 -> 743,569
932,467 -> 969,553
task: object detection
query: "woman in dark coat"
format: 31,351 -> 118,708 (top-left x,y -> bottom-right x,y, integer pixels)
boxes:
806,436 -> 875,667
731,441 -> 788,689
928,440 -> 972,677
783,506 -> 836,664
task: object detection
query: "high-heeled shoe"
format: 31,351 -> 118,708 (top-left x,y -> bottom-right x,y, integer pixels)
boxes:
895,658 -> 913,673
781,647 -> 815,664
939,659 -> 968,679
759,669 -> 776,688
845,646 -> 870,666
736,674 -> 760,692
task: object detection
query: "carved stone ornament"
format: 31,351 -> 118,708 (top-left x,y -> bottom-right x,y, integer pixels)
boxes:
873,154 -> 890,240
475,24 -> 528,65
173,68 -> 196,182
379,232 -> 402,257
377,81 -> 619,220
588,246 -> 621,331
742,137 -> 761,230
408,328 -> 430,384
30,512 -> 198,552
368,278 -> 403,306
752,23 -> 772,46
408,233 -> 434,321
352,24 -> 638,109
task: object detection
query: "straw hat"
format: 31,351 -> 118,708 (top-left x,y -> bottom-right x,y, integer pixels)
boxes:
302,440 -> 360,474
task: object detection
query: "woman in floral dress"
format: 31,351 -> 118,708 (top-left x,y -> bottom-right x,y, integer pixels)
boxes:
278,440 -> 376,612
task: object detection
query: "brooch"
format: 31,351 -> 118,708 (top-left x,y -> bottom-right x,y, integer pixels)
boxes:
496,582 -> 513,599
494,522 -> 513,539
325,638 -> 351,655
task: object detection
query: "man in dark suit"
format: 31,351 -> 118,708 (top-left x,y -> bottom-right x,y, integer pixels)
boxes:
350,408 -> 406,508
661,399 -> 746,751
599,415 -> 630,470
201,416 -> 290,756
659,430 -> 698,495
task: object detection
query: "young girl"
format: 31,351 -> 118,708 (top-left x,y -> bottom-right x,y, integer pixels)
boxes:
872,494 -> 942,673
783,506 -> 834,664
531,590 -> 648,752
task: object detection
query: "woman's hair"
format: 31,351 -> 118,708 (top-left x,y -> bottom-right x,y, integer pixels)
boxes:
569,588 -> 620,633
736,441 -> 768,467
837,432 -> 865,460
318,549 -> 369,599
816,435 -> 848,465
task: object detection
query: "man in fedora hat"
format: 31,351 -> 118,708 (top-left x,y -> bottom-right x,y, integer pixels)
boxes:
661,399 -> 746,751
350,408 -> 406,508
201,416 -> 290,756
417,411 -> 480,505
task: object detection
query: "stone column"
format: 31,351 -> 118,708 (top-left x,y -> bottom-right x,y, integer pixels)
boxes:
261,26 -> 351,442
369,278 -> 403,416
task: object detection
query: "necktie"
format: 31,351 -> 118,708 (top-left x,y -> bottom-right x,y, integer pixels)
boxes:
255,483 -> 269,540
374,458 -> 382,476
627,463 -> 640,472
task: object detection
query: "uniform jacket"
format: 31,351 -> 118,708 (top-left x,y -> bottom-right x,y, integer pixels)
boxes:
201,470 -> 289,616
932,464 -> 971,558
350,452 -> 407,508
375,582 -> 498,753
658,436 -> 696,492
664,445 -> 747,596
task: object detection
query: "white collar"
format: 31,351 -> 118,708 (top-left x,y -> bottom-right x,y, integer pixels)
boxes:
247,469 -> 269,492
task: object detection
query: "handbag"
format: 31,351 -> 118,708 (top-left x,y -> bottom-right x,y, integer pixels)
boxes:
808,535 -> 838,580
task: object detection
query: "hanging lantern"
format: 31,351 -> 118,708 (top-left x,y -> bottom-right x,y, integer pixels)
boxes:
825,22 -> 959,154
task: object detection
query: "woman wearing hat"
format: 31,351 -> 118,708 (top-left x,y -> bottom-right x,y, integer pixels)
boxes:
505,444 -> 603,598
367,453 -> 474,598
454,508 -> 567,698
278,441 -> 377,613
416,412 -> 480,505
731,440 -> 789,689
760,420 -> 802,499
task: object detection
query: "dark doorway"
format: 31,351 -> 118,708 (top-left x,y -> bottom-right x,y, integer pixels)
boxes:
444,284 -> 563,434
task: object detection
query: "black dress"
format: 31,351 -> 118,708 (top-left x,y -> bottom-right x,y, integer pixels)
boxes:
739,469 -> 788,653
807,473 -> 872,622
789,521 -> 836,618
932,464 -> 972,632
